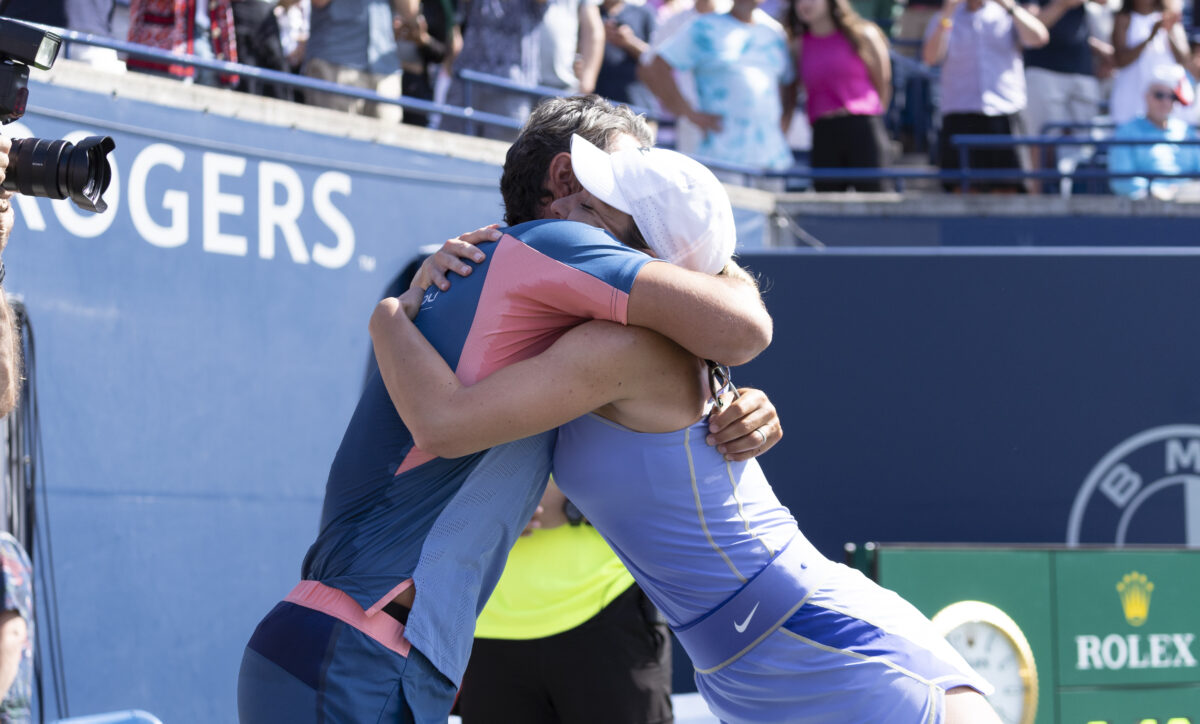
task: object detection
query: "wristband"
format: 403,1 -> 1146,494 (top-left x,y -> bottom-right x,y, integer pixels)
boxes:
940,15 -> 953,28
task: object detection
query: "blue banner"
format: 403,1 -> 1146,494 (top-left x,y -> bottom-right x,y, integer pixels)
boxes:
9,78 -> 506,721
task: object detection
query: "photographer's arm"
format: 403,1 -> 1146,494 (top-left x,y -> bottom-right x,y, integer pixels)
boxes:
0,247 -> 14,415
392,0 -> 419,23
0,137 -> 19,417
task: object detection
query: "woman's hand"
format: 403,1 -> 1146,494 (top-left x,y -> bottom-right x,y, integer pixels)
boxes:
706,387 -> 783,461
520,480 -> 571,535
686,108 -> 724,133
410,224 -> 500,292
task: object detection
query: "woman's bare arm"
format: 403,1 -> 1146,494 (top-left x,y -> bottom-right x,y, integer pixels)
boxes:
626,260 -> 772,366
369,294 -> 683,458
861,24 -> 893,109
1111,13 -> 1151,68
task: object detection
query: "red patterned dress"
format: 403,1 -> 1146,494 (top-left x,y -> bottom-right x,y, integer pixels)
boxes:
126,0 -> 238,85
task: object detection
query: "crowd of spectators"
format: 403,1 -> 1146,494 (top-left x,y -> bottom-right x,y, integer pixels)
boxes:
9,0 -> 1200,194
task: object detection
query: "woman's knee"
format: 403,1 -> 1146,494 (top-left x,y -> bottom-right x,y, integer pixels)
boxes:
944,686 -> 1005,724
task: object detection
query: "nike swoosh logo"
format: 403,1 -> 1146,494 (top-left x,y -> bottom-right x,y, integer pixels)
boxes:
733,602 -> 760,633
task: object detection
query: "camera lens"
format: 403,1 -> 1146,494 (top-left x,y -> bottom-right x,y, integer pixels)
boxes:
2,135 -> 115,213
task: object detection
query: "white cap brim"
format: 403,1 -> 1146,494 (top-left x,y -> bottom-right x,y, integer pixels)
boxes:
570,134 -> 633,215
570,133 -> 736,275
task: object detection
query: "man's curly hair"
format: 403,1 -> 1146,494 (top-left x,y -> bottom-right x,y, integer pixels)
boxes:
500,96 -> 654,226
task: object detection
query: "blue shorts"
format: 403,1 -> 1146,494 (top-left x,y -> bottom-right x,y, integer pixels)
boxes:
237,601 -> 456,724
693,563 -> 990,724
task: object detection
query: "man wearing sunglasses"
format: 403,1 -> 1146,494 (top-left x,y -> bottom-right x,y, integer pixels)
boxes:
1108,63 -> 1200,198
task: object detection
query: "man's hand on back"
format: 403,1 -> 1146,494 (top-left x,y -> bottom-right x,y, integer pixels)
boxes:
410,225 -> 500,291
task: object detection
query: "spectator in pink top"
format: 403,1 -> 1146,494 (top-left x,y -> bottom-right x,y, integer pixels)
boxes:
785,0 -> 893,190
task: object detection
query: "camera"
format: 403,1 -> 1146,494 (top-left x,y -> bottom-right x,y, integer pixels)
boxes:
0,18 -> 115,214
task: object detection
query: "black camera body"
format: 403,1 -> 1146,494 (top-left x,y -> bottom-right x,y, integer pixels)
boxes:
0,58 -> 30,124
0,18 -> 115,213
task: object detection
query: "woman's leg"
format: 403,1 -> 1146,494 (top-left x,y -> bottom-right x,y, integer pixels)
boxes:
809,116 -> 850,192
841,115 -> 888,192
944,686 -> 1004,724
975,114 -> 1026,193
938,113 -> 976,192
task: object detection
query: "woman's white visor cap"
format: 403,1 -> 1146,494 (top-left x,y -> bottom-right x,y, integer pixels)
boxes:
570,133 -> 736,275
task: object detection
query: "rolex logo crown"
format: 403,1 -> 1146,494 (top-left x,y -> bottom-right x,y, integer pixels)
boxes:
1116,571 -> 1154,627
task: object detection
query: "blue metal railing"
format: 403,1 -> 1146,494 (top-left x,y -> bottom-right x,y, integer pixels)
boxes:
951,134 -> 1200,193
1038,121 -> 1118,136
53,710 -> 163,724
44,25 -> 665,136
455,69 -> 661,135
33,25 -> 525,132
697,134 -> 1200,194
35,22 -> 1195,195
47,22 -> 938,155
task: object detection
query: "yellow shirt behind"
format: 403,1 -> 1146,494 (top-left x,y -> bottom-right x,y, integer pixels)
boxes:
475,523 -> 635,640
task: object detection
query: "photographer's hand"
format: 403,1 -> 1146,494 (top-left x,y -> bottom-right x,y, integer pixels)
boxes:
0,135 -> 12,255
0,192 -> 11,256
0,192 -> 13,257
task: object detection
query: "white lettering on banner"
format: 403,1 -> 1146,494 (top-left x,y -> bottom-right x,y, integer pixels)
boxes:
311,171 -> 354,269
11,188 -> 46,232
1174,634 -> 1198,666
1099,463 -> 1141,507
1151,633 -> 1172,667
5,128 -> 360,269
1127,635 -> 1150,669
257,161 -> 308,264
1166,439 -> 1200,474
1077,635 -> 1102,669
129,143 -> 188,248
1075,633 -> 1198,670
1102,634 -> 1128,669
53,131 -> 120,238
1070,427 -> 1200,546
202,152 -> 248,257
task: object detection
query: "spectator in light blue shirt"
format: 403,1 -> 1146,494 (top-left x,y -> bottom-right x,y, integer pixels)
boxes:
1108,64 -> 1200,199
642,0 -> 796,172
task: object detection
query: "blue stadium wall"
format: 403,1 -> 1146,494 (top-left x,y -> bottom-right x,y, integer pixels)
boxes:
738,248 -> 1200,552
7,65 -> 1199,720
12,69 -> 517,722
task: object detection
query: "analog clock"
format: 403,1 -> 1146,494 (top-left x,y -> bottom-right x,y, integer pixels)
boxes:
931,600 -> 1038,724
